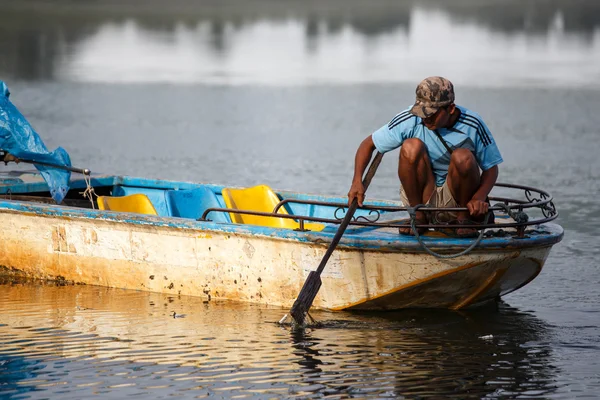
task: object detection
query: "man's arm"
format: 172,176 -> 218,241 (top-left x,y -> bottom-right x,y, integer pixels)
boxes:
467,165 -> 498,216
348,135 -> 376,206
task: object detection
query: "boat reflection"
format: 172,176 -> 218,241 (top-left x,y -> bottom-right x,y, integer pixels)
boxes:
289,305 -> 558,398
0,279 -> 558,398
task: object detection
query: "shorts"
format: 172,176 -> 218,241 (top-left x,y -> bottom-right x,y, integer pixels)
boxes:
400,180 -> 458,223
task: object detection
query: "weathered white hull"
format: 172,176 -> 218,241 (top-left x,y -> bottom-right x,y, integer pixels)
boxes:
0,208 -> 553,310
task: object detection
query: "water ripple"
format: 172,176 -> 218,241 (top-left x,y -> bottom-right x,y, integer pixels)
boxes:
1,282 -> 586,398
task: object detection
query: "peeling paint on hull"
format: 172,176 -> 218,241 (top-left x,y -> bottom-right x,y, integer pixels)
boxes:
0,204 -> 559,310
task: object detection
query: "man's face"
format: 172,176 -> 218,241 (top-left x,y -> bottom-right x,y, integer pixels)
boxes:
422,105 -> 454,130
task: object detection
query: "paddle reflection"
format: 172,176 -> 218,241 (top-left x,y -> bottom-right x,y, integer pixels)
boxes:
290,328 -> 324,374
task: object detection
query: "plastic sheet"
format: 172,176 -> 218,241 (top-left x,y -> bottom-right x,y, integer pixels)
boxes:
0,81 -> 71,203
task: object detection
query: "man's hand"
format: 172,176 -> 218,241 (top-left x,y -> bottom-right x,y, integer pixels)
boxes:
2,152 -> 19,165
348,180 -> 365,207
467,196 -> 488,216
348,135 -> 377,207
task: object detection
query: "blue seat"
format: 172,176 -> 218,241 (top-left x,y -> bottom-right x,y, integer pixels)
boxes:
166,187 -> 231,223
112,186 -> 170,217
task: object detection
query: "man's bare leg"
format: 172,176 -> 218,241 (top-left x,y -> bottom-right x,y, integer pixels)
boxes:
398,139 -> 436,234
447,149 -> 481,234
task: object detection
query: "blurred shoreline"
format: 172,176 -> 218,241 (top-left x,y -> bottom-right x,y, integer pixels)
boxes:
0,0 -> 599,35
1,0 -> 599,87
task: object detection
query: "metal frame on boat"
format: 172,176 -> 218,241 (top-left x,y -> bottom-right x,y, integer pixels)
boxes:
200,182 -> 557,235
0,170 -> 563,311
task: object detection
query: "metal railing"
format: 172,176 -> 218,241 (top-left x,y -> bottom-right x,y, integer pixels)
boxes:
198,182 -> 558,235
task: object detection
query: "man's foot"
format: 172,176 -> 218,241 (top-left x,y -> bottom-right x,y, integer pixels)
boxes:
455,220 -> 479,238
453,211 -> 493,238
398,218 -> 428,236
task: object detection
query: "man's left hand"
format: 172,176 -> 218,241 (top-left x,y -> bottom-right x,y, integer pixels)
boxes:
466,198 -> 488,216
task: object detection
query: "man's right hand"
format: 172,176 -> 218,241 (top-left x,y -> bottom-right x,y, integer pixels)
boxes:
349,135 -> 377,207
348,181 -> 365,207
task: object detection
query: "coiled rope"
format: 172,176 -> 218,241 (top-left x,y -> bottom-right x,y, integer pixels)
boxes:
493,202 -> 529,224
408,204 -> 490,259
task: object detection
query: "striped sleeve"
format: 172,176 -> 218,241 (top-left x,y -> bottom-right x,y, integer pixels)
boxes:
459,112 -> 503,171
372,110 -> 417,154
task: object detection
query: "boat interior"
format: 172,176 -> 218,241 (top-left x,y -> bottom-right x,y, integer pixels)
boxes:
97,182 -> 329,231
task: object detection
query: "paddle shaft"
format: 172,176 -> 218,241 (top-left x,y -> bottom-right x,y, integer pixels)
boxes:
14,158 -> 90,175
289,151 -> 383,325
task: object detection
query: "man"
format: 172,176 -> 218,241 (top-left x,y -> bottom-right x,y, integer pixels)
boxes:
347,76 -> 503,236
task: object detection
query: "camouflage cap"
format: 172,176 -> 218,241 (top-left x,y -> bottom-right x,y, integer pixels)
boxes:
409,76 -> 455,119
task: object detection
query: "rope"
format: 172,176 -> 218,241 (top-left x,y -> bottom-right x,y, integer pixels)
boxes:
407,204 -> 489,259
493,202 -> 529,223
79,173 -> 97,209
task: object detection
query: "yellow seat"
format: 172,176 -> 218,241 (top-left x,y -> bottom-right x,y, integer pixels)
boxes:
222,185 -> 324,231
97,194 -> 158,215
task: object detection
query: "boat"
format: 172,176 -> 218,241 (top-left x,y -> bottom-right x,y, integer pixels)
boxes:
0,168 -> 563,311
0,80 -> 563,312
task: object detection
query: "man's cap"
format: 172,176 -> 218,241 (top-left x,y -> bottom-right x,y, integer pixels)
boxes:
409,76 -> 455,119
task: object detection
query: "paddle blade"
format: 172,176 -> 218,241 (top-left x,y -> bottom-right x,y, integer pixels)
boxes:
289,271 -> 322,326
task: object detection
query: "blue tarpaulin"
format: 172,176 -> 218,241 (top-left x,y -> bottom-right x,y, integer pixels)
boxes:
0,81 -> 71,203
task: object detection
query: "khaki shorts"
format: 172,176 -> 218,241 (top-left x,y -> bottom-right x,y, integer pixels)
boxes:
400,180 -> 458,223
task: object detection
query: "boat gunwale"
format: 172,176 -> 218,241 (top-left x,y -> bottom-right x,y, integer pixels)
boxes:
0,196 -> 564,252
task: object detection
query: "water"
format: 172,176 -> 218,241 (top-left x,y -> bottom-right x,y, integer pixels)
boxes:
0,279 -> 570,399
1,0 -> 599,398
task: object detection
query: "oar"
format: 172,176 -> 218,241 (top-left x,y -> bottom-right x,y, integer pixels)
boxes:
289,151 -> 383,326
5,156 -> 90,175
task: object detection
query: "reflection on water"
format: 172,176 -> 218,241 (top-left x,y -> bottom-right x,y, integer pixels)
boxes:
0,279 -> 560,398
0,0 -> 599,86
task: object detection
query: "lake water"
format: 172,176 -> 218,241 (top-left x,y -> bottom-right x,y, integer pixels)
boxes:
1,0 -> 599,398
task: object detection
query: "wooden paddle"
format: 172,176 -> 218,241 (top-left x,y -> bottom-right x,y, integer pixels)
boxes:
289,151 -> 383,326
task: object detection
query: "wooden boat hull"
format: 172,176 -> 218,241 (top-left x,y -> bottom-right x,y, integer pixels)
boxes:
0,201 -> 559,310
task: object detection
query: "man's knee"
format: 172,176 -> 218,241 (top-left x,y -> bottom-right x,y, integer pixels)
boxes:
450,149 -> 477,176
400,138 -> 427,164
